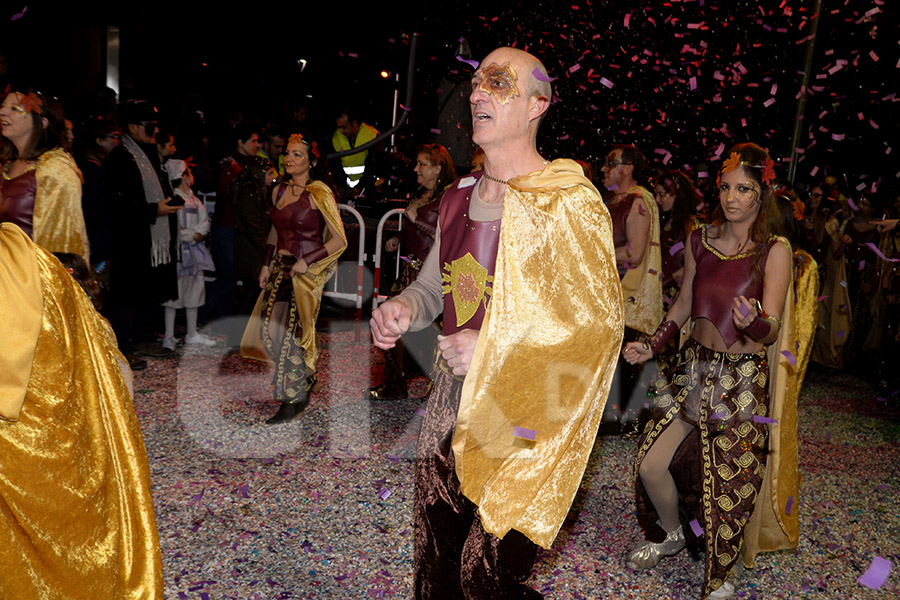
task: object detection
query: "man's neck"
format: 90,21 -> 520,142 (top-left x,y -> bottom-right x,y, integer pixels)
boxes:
482,147 -> 546,183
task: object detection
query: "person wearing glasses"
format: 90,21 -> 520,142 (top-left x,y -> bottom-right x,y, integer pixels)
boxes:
600,144 -> 663,433
0,86 -> 88,263
622,143 -> 796,599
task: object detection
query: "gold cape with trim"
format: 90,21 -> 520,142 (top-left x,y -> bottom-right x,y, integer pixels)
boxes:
241,181 -> 347,371
741,243 -> 814,566
620,185 -> 663,335
0,223 -> 162,599
452,159 -> 624,549
33,147 -> 90,264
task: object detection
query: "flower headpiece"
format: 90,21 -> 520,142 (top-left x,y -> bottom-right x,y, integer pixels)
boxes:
20,92 -> 44,115
288,133 -> 320,159
720,151 -> 776,186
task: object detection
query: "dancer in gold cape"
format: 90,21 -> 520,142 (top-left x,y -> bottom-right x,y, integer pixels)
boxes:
0,222 -> 162,599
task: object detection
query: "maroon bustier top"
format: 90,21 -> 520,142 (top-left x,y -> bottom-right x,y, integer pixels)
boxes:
607,194 -> 635,248
0,167 -> 37,238
438,173 -> 502,335
403,196 -> 440,259
270,187 -> 324,258
690,226 -> 771,348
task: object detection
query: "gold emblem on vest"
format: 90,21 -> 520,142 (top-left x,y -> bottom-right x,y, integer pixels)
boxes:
442,252 -> 493,327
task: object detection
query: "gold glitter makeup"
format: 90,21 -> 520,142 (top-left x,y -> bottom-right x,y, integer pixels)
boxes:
474,62 -> 520,105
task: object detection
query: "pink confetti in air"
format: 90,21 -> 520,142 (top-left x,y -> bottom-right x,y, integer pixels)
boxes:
847,196 -> 859,211
513,426 -> 537,441
763,98 -> 776,107
669,241 -> 685,256
399,104 -> 411,112
10,6 -> 26,20
785,495 -> 794,515
865,242 -> 900,262
753,416 -> 778,424
377,488 -> 391,500
689,519 -> 703,537
858,556 -> 892,589
817,295 -> 828,301
781,350 -> 797,366
624,14 -> 631,27
347,53 -> 358,58
599,77 -> 614,89
689,77 -> 697,90
456,56 -> 479,69
532,68 -> 556,83
569,63 -> 582,73
430,128 -> 441,134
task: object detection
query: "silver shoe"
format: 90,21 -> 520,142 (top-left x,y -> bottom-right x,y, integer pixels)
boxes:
626,525 -> 685,569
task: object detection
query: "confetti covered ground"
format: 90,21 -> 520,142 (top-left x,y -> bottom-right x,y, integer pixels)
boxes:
134,325 -> 899,599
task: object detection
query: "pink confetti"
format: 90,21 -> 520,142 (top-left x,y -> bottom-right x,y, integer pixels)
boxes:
10,6 -> 26,21
669,241 -> 685,256
763,98 -> 776,107
858,556 -> 891,589
599,77 -> 614,89
865,242 -> 899,262
569,63 -> 582,73
689,519 -> 703,537
532,68 -> 556,83
781,350 -> 797,366
739,303 -> 751,318
689,77 -> 697,90
456,56 -> 479,69
416,407 -> 426,416
430,128 -> 441,134
624,14 -> 631,27
347,53 -> 358,58
514,426 -> 537,441
399,104 -> 411,112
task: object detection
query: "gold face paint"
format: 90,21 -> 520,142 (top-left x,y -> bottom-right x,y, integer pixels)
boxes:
474,62 -> 520,105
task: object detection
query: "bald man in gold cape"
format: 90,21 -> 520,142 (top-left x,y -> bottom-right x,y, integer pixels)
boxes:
371,47 -> 623,599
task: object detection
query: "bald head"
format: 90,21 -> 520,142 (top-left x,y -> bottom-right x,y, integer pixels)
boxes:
479,47 -> 552,103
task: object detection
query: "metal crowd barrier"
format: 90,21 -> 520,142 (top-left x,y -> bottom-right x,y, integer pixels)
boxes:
371,208 -> 406,310
324,204 -> 367,337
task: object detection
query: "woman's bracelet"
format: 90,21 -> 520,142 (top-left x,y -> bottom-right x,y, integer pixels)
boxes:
646,320 -> 679,355
744,315 -> 774,342
302,246 -> 329,266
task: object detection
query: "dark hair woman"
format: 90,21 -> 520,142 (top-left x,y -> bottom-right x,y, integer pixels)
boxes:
654,170 -> 702,303
0,86 -> 88,262
369,143 -> 456,401
622,143 -> 795,599
240,133 -> 347,423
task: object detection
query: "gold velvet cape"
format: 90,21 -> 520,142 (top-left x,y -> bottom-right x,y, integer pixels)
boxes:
0,223 -> 163,599
33,147 -> 90,264
620,185 -> 663,335
241,181 -> 347,371
810,218 -> 851,369
452,159 -> 624,549
741,244 -> 816,567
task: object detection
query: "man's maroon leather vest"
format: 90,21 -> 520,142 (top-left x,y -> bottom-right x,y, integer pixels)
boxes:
403,197 -> 440,259
270,187 -> 324,258
438,173 -> 501,336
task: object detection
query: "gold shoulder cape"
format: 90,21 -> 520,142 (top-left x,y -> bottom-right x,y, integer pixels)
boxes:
452,159 -> 624,549
741,240 -> 813,567
0,223 -> 163,599
810,218 -> 851,369
620,185 -> 663,335
241,181 -> 347,370
33,147 -> 90,264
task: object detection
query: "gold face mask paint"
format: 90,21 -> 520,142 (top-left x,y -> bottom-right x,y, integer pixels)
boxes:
474,62 -> 520,105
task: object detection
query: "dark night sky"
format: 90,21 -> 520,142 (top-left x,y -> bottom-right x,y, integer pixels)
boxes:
2,0 -> 898,195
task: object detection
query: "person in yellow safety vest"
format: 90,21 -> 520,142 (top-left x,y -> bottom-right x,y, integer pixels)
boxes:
332,109 -> 379,189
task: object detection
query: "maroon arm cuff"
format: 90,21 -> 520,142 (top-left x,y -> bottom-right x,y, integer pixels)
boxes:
648,320 -> 679,355
263,244 -> 275,268
302,246 -> 329,266
744,316 -> 773,342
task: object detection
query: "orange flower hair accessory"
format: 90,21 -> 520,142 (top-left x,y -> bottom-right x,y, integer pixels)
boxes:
722,151 -> 741,174
287,133 -> 320,159
760,158 -> 776,186
20,92 -> 44,115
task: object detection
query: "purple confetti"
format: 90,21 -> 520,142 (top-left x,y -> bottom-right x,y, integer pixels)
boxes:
416,407 -> 426,416
532,68 -> 556,82
456,55 -> 479,69
10,6 -> 26,21
858,556 -> 892,589
739,303 -> 751,318
513,426 -> 537,441
378,487 -> 391,500
430,128 -> 442,134
753,416 -> 778,424
689,519 -> 703,537
781,350 -> 797,366
785,495 -> 794,515
599,77 -> 614,89
240,484 -> 250,498
865,242 -> 900,262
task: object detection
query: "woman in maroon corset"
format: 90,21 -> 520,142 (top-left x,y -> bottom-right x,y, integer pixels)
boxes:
369,143 -> 456,401
622,143 -> 792,599
241,133 -> 346,423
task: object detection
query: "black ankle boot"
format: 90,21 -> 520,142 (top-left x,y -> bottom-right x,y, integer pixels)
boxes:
266,400 -> 307,424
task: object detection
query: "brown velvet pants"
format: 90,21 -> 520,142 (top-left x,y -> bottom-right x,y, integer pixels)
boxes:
414,368 -> 539,599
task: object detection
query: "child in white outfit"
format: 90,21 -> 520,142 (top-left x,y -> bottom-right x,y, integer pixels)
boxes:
162,159 -> 216,350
